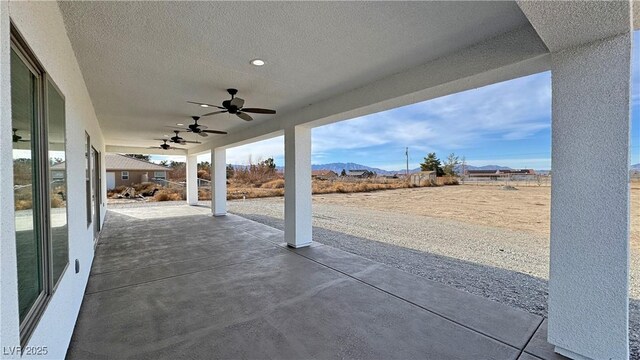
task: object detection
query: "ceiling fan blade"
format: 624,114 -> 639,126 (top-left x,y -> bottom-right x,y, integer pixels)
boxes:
201,110 -> 228,117
241,108 -> 276,114
201,129 -> 228,135
181,140 -> 203,144
197,132 -> 208,137
230,97 -> 245,108
147,146 -> 160,149
169,147 -> 186,150
236,112 -> 253,121
187,101 -> 225,109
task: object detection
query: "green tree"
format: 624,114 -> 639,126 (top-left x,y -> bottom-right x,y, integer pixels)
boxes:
226,164 -> 235,179
126,154 -> 150,161
443,153 -> 460,176
259,157 -> 276,171
340,169 -> 347,177
420,152 -> 444,176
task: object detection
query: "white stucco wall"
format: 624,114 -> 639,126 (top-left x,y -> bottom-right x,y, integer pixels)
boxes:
0,2 -> 106,358
549,33 -> 631,360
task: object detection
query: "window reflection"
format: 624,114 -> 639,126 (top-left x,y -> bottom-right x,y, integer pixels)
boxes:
11,48 -> 43,322
47,80 -> 68,286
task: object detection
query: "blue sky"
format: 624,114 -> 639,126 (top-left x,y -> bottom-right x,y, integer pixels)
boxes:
161,32 -> 640,171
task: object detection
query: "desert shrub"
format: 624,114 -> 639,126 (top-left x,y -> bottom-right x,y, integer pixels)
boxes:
232,158 -> 279,186
153,189 -> 184,201
15,199 -> 32,211
197,169 -> 211,181
50,195 -> 64,208
437,176 -> 459,186
261,179 -> 285,189
198,188 -> 211,200
133,182 -> 159,193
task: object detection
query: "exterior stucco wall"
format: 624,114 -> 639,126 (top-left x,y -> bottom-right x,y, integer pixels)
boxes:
0,2 -> 106,359
110,170 -> 165,188
549,33 -> 631,360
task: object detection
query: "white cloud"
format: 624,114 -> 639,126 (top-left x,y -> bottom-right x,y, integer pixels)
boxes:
197,136 -> 285,165
312,72 -> 551,153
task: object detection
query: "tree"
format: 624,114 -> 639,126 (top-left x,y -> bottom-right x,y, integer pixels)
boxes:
443,153 -> 460,176
126,154 -> 150,161
226,164 -> 235,179
340,169 -> 347,177
420,152 -> 444,176
259,157 -> 276,171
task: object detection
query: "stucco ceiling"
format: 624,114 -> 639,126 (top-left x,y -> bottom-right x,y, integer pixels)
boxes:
58,1 -> 531,150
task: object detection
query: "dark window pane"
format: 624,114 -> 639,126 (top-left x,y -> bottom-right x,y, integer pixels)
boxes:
47,80 -> 68,285
11,49 -> 43,322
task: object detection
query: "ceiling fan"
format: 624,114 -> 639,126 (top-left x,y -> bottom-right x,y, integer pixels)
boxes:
12,128 -> 29,143
165,130 -> 202,145
148,139 -> 184,151
188,88 -> 276,122
168,116 -> 228,137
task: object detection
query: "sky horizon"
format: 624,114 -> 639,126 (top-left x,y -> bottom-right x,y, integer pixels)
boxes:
152,31 -> 640,171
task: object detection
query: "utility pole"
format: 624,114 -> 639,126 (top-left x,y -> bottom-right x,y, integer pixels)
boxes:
405,147 -> 409,176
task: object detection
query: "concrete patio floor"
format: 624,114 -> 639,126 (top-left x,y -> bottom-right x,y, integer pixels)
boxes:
67,205 -> 565,359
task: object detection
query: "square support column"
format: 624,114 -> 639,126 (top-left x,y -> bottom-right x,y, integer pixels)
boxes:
211,147 -> 227,216
284,126 -> 312,248
186,154 -> 198,205
548,33 -> 631,360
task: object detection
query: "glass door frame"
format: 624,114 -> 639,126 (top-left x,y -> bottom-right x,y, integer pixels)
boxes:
11,22 -> 69,346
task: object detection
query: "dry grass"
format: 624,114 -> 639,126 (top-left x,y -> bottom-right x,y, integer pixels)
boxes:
228,178 -> 418,199
153,190 -> 183,202
260,179 -> 285,189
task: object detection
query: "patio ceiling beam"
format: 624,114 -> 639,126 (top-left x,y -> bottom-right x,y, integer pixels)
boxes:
105,145 -> 187,156
187,25 -> 549,154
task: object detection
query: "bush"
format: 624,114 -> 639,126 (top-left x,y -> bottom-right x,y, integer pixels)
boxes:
260,179 -> 285,189
153,189 -> 183,202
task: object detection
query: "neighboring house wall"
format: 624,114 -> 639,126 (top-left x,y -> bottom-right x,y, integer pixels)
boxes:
110,170 -> 167,187
0,2 -> 106,358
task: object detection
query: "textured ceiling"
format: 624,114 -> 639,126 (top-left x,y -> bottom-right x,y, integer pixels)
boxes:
58,1 -> 530,149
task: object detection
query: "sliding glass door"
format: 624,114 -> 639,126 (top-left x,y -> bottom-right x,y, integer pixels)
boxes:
11,25 -> 69,344
11,46 -> 44,326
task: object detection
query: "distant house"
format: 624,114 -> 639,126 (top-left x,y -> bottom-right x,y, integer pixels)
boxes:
409,171 -> 436,186
465,169 -> 536,180
105,154 -> 169,189
50,162 -> 66,182
311,170 -> 338,180
347,169 -> 373,178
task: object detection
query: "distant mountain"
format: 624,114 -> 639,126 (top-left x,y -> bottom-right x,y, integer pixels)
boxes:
231,161 -> 611,176
632,163 -> 640,171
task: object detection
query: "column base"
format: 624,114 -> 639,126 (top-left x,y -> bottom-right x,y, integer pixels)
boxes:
555,346 -> 591,360
287,241 -> 312,249
213,212 -> 227,217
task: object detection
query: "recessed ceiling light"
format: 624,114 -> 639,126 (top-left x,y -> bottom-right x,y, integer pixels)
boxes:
250,59 -> 265,66
200,104 -> 209,108
176,123 -> 184,126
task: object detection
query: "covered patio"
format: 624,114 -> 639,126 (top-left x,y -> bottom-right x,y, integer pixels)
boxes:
67,206 -> 557,359
1,2 -> 636,359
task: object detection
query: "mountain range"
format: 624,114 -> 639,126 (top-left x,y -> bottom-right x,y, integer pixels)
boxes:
236,162 -> 640,175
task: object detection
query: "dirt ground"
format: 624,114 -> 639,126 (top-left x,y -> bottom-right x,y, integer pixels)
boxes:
313,184 -> 640,250
312,183 -> 640,297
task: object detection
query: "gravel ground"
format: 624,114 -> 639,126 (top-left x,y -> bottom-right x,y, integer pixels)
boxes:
225,197 -> 639,358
